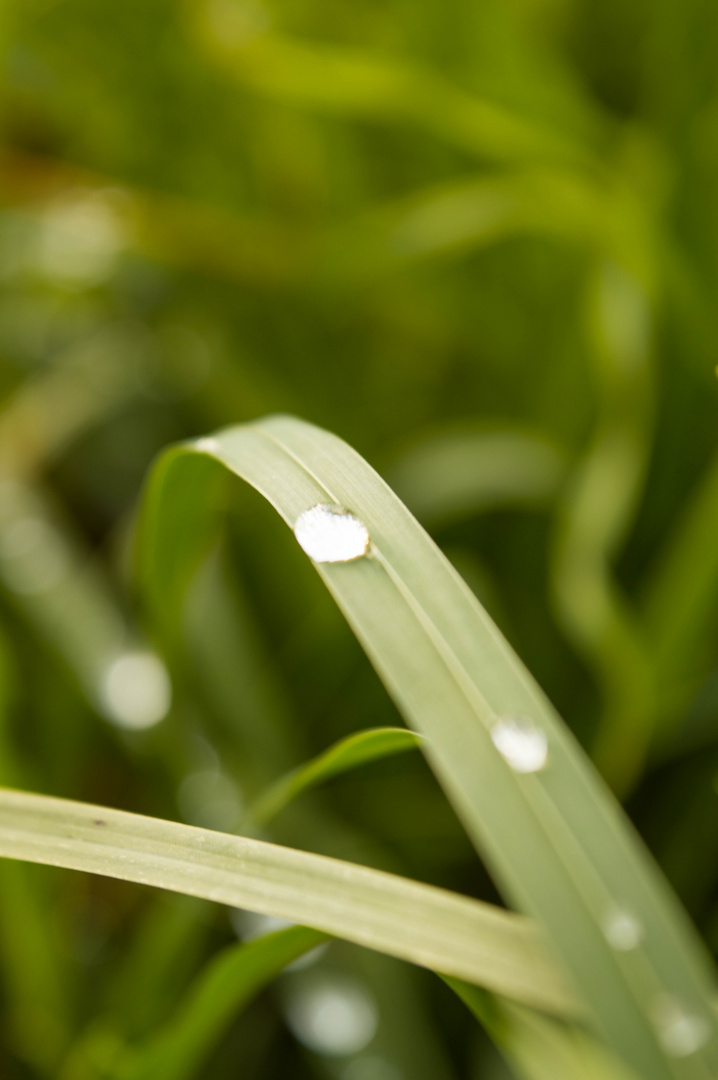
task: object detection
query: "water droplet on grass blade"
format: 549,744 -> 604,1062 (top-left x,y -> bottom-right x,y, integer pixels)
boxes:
294,505 -> 370,563
194,437 -> 219,454
603,909 -> 643,951
652,996 -> 711,1058
491,716 -> 548,773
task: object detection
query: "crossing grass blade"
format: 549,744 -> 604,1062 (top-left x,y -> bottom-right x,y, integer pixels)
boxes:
247,727 -> 421,827
0,787 -> 571,1016
111,927 -> 328,1080
138,414 -> 718,1079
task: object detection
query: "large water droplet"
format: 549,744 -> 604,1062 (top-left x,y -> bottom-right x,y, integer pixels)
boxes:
294,504 -> 370,563
603,908 -> 643,952
491,716 -> 548,773
652,996 -> 711,1058
284,973 -> 378,1057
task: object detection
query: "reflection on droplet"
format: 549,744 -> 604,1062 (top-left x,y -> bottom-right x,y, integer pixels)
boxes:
652,995 -> 711,1058
284,973 -> 378,1057
194,436 -> 219,454
294,505 -> 370,563
491,716 -> 548,773
177,769 -> 242,831
100,651 -> 171,729
603,909 -> 643,952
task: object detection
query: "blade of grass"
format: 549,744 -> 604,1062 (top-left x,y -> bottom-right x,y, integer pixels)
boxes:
138,414 -> 718,1078
111,926 -> 328,1080
447,977 -> 643,1080
247,727 -> 421,827
0,786 -> 572,1017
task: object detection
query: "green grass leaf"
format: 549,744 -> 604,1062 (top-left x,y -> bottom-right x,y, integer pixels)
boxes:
447,977 -> 643,1080
138,414 -> 718,1079
112,926 -> 327,1080
247,727 -> 421,826
0,787 -> 571,1016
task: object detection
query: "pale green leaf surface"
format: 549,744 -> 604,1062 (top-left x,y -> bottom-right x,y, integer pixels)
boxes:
248,727 -> 421,826
138,414 -> 718,1079
0,787 -> 571,1016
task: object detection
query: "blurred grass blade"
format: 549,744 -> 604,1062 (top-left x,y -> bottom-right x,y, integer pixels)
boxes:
139,415 -> 718,1078
247,727 -> 421,826
387,426 -> 566,525
200,31 -> 594,170
0,787 -> 572,1016
643,447 -> 718,736
447,978 -> 643,1080
112,926 -> 327,1080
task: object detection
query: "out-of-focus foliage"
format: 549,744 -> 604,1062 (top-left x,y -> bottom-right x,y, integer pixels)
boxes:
1,0 -> 718,1077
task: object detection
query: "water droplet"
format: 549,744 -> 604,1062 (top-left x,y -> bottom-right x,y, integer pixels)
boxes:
100,651 -> 172,730
491,716 -> 548,773
603,909 -> 643,951
652,996 -> 711,1058
194,437 -> 219,454
294,504 -> 370,563
284,973 -> 378,1057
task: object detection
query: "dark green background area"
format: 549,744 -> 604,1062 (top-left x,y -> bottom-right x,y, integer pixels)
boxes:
1,1 -> 718,1077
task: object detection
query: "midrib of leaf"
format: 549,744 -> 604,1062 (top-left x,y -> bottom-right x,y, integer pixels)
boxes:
145,414 -> 718,1080
0,786 -> 571,1016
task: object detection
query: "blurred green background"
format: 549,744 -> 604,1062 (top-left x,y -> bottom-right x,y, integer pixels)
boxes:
1,0 -> 718,1077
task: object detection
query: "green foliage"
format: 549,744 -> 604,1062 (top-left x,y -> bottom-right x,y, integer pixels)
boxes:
1,0 -> 718,1077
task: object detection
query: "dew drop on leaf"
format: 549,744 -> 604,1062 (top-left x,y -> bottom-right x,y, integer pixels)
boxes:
652,995 -> 711,1058
294,504 -> 370,563
603,908 -> 643,951
491,716 -> 548,773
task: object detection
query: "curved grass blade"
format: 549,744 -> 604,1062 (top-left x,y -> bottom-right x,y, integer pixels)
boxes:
111,926 -> 327,1080
0,787 -> 571,1017
643,447 -> 718,739
138,415 -> 718,1078
247,727 -> 421,827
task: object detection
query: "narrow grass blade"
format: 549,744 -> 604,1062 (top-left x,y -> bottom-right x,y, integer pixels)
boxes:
447,978 -> 643,1080
112,926 -> 327,1080
138,415 -> 718,1078
247,727 -> 421,826
387,427 -> 566,526
643,448 -> 718,736
0,787 -> 571,1016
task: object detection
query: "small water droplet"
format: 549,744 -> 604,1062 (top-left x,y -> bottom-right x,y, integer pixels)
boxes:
491,716 -> 548,773
652,996 -> 711,1058
294,504 -> 370,563
194,437 -> 219,454
603,909 -> 643,951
